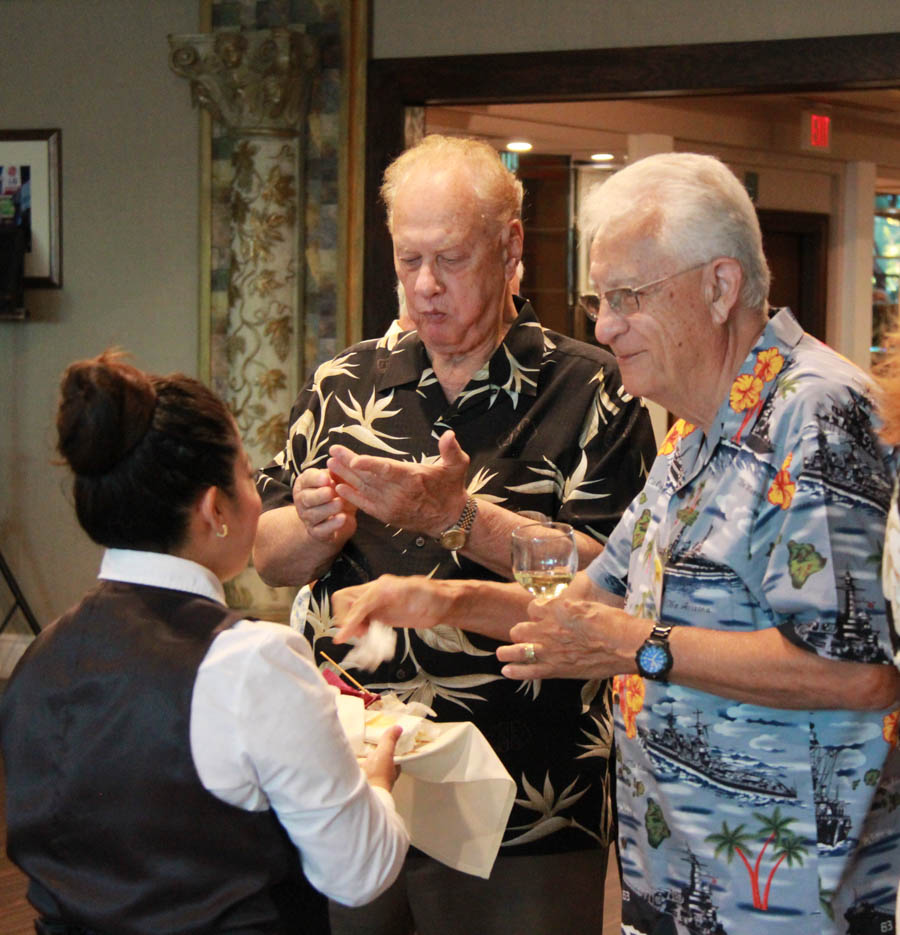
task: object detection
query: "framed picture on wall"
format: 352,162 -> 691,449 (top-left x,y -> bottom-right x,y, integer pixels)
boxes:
0,128 -> 61,288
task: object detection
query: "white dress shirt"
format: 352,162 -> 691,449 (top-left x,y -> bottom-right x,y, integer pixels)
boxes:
98,549 -> 408,907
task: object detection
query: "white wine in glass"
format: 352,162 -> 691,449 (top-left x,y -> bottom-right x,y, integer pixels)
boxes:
511,522 -> 578,598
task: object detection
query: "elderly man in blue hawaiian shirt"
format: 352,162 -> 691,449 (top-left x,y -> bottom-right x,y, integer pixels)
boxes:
495,152 -> 900,935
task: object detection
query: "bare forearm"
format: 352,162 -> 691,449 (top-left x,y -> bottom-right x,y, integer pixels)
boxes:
668,625 -> 900,710
252,506 -> 343,587
442,578 -> 532,641
461,500 -> 603,578
334,576 -> 532,645
503,599 -> 900,711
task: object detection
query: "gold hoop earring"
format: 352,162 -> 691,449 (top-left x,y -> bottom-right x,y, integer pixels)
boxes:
216,524 -> 228,539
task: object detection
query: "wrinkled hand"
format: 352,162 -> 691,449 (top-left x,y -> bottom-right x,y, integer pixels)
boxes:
363,724 -> 403,792
496,595 -> 636,681
333,575 -> 448,643
327,430 -> 469,536
292,466 -> 358,546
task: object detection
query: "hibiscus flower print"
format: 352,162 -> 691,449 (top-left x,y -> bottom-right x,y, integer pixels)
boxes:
767,452 -> 795,510
730,372 -> 763,413
658,418 -> 696,456
731,347 -> 785,443
883,708 -> 899,748
754,346 -> 785,381
613,673 -> 646,739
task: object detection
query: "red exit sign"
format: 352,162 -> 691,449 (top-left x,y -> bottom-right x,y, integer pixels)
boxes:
802,109 -> 832,152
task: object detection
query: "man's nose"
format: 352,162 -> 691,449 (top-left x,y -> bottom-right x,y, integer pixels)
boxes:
415,261 -> 441,296
593,298 -> 627,345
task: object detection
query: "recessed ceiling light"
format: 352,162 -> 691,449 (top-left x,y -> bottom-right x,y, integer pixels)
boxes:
590,152 -> 615,162
506,140 -> 533,152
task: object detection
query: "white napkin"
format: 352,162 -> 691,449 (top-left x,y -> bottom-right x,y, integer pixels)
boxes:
333,697 -> 515,879
392,722 -> 515,878
341,620 -> 397,671
334,692 -> 366,755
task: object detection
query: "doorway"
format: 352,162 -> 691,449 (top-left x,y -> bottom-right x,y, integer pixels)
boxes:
363,32 -> 900,339
758,210 -> 828,341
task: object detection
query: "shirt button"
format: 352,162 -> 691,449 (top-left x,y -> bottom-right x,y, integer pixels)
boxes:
395,667 -> 408,680
414,536 -> 426,548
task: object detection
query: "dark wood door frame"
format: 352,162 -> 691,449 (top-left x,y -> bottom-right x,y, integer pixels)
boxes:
364,32 -> 900,337
757,210 -> 829,341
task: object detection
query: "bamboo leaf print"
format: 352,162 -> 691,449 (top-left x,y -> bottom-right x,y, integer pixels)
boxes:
333,388 -> 410,454
416,624 -> 493,656
504,771 -> 600,846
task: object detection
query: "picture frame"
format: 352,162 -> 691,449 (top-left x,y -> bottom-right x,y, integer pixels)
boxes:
0,128 -> 62,288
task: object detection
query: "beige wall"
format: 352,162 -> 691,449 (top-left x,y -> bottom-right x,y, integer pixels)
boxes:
0,0 -> 200,635
372,0 -> 900,58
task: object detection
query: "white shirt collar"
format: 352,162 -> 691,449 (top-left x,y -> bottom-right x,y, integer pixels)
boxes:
98,549 -> 226,605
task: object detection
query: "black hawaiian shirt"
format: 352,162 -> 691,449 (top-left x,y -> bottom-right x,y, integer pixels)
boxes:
258,301 -> 657,854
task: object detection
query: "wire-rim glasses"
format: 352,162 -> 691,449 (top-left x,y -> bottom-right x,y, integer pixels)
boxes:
578,261 -> 709,321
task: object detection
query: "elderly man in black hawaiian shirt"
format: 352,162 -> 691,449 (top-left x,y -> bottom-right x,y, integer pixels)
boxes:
254,134 -> 656,935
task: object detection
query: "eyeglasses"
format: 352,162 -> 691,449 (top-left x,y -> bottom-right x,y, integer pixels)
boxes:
578,261 -> 709,321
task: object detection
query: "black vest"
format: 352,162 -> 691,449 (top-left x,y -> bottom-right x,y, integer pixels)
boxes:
0,580 -> 327,934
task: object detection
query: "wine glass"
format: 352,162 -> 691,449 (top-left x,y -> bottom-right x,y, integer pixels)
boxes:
511,522 -> 578,598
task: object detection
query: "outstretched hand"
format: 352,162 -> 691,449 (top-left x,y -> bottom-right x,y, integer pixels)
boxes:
333,575 -> 450,644
327,430 -> 470,536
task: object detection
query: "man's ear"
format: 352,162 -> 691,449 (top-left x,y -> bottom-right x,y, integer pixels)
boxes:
503,219 -> 524,277
706,257 -> 743,325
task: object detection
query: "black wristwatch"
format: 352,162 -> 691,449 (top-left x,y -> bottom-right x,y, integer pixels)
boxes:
635,624 -> 674,680
438,496 -> 478,550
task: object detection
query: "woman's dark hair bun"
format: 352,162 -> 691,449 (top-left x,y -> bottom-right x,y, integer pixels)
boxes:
56,349 -> 157,476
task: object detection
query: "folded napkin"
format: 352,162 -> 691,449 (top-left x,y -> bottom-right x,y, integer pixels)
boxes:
334,697 -> 515,879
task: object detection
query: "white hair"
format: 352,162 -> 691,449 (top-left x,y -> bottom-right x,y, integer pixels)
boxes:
579,152 -> 770,311
381,134 -> 524,236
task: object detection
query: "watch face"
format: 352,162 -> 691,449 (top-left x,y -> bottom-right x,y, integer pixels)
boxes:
440,528 -> 467,551
638,642 -> 671,676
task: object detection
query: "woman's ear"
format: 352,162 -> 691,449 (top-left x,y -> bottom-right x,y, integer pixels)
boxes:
196,486 -> 223,539
706,257 -> 743,325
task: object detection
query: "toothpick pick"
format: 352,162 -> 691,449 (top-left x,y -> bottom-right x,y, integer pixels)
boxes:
320,651 -> 368,694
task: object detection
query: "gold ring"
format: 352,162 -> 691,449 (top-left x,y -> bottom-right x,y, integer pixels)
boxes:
523,643 -> 537,664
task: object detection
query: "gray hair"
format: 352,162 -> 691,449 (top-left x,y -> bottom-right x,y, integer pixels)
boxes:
381,134 -> 524,236
579,152 -> 770,311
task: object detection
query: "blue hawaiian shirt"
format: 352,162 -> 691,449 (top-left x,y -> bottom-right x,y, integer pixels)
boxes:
589,309 -> 900,935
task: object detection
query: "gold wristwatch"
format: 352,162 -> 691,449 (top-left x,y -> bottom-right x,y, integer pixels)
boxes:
438,496 -> 478,550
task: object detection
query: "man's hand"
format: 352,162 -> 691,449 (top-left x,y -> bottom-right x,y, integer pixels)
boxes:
292,466 -> 358,546
327,430 -> 470,537
496,594 -> 638,681
333,575 -> 450,643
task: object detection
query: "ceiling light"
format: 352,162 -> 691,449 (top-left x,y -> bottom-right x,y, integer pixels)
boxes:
506,140 -> 533,152
590,152 -> 615,162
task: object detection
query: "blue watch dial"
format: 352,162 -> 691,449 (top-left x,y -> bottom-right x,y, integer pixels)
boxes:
639,644 -> 669,674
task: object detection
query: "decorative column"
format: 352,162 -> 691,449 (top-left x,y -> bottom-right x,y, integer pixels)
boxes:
169,27 -> 319,617
169,27 -> 319,467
